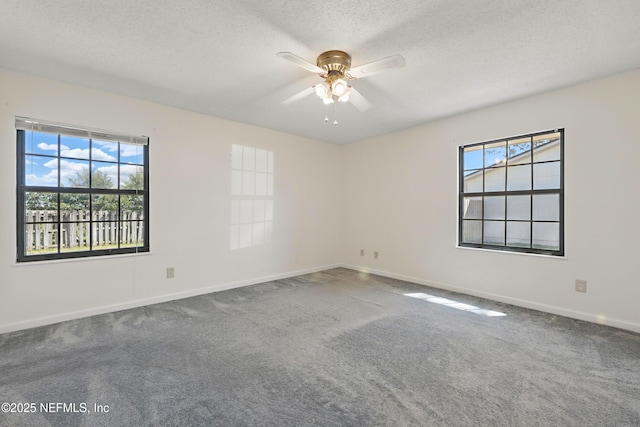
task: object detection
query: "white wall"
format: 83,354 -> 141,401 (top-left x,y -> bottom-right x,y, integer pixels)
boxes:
0,68 -> 342,333
342,69 -> 640,332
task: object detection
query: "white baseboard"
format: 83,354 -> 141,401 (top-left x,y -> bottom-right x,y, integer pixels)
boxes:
340,264 -> 640,334
0,263 -> 341,334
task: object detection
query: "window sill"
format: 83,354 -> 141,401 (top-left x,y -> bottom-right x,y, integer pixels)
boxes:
11,251 -> 152,267
456,245 -> 566,260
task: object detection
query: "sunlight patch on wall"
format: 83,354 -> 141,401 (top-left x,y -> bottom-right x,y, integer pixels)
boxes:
230,144 -> 274,250
405,293 -> 506,317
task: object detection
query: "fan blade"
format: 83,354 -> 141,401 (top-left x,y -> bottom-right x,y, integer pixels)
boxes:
277,52 -> 324,74
282,86 -> 316,104
348,87 -> 371,111
347,54 -> 405,79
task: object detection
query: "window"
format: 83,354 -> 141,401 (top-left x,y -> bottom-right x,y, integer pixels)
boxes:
16,117 -> 149,262
458,129 -> 563,256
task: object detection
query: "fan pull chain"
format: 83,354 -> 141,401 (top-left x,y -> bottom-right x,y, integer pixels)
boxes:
333,99 -> 338,125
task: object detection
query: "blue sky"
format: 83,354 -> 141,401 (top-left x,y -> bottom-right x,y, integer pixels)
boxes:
25,131 -> 143,187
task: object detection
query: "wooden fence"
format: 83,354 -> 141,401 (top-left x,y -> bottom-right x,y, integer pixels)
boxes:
25,210 -> 144,252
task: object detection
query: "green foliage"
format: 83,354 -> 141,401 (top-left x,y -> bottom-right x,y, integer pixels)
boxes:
121,172 -> 145,214
25,169 -> 144,215
66,168 -> 113,189
25,192 -> 57,210
123,171 -> 144,190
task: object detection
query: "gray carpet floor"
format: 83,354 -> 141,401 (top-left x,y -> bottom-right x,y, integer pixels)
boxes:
1,268 -> 639,426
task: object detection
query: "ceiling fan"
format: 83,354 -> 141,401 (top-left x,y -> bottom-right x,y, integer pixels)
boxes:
277,50 -> 405,113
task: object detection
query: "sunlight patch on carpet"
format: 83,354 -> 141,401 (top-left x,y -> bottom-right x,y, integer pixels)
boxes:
404,293 -> 506,317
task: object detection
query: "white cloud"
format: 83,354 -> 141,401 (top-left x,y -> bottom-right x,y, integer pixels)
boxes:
37,142 -> 65,152
26,170 -> 58,186
60,159 -> 90,186
120,144 -> 143,158
93,163 -> 141,187
52,147 -> 117,162
91,148 -> 117,161
93,140 -> 119,153
95,164 -> 119,186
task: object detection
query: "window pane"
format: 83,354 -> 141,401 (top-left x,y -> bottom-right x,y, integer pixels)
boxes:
483,221 -> 505,245
484,167 -> 505,192
60,222 -> 90,253
484,196 -> 505,220
25,192 -> 58,221
533,132 -> 561,161
92,140 -> 119,161
25,223 -> 58,255
507,137 -> 531,164
463,197 -> 482,219
92,195 -> 118,217
506,165 -> 531,191
60,193 -> 90,211
507,221 -> 530,248
120,165 -> 144,189
91,162 -> 118,189
26,131 -> 58,155
121,195 -> 144,219
533,162 -> 560,189
25,155 -> 58,186
120,143 -> 144,165
484,142 -> 506,167
92,221 -> 119,249
463,170 -> 483,192
532,222 -> 560,250
60,135 -> 90,159
533,194 -> 559,221
463,145 -> 483,170
119,221 -> 144,247
60,160 -> 90,188
462,220 -> 482,243
507,195 -> 531,220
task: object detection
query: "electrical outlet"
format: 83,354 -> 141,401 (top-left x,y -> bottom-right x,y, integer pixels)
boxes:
575,279 -> 587,293
166,267 -> 175,279
374,251 -> 379,259
360,249 -> 364,256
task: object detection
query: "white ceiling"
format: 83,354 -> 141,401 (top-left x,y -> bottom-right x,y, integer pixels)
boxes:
1,1 -> 639,144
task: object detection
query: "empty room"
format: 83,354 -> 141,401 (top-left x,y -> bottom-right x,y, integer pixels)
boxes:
1,1 -> 639,426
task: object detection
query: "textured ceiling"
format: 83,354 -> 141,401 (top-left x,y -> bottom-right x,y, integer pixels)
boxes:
1,0 -> 639,144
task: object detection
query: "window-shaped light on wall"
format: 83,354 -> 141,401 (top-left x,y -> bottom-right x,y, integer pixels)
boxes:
230,145 -> 274,250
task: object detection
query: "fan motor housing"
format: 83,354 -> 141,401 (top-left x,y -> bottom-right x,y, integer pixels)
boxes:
317,50 -> 351,77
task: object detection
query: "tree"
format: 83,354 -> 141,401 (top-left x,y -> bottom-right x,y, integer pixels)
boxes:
66,168 -> 114,189
62,168 -> 117,211
25,191 -> 57,210
123,171 -> 144,190
121,171 -> 145,214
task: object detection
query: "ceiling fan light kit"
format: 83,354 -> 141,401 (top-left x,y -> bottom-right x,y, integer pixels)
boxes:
278,49 -> 405,123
